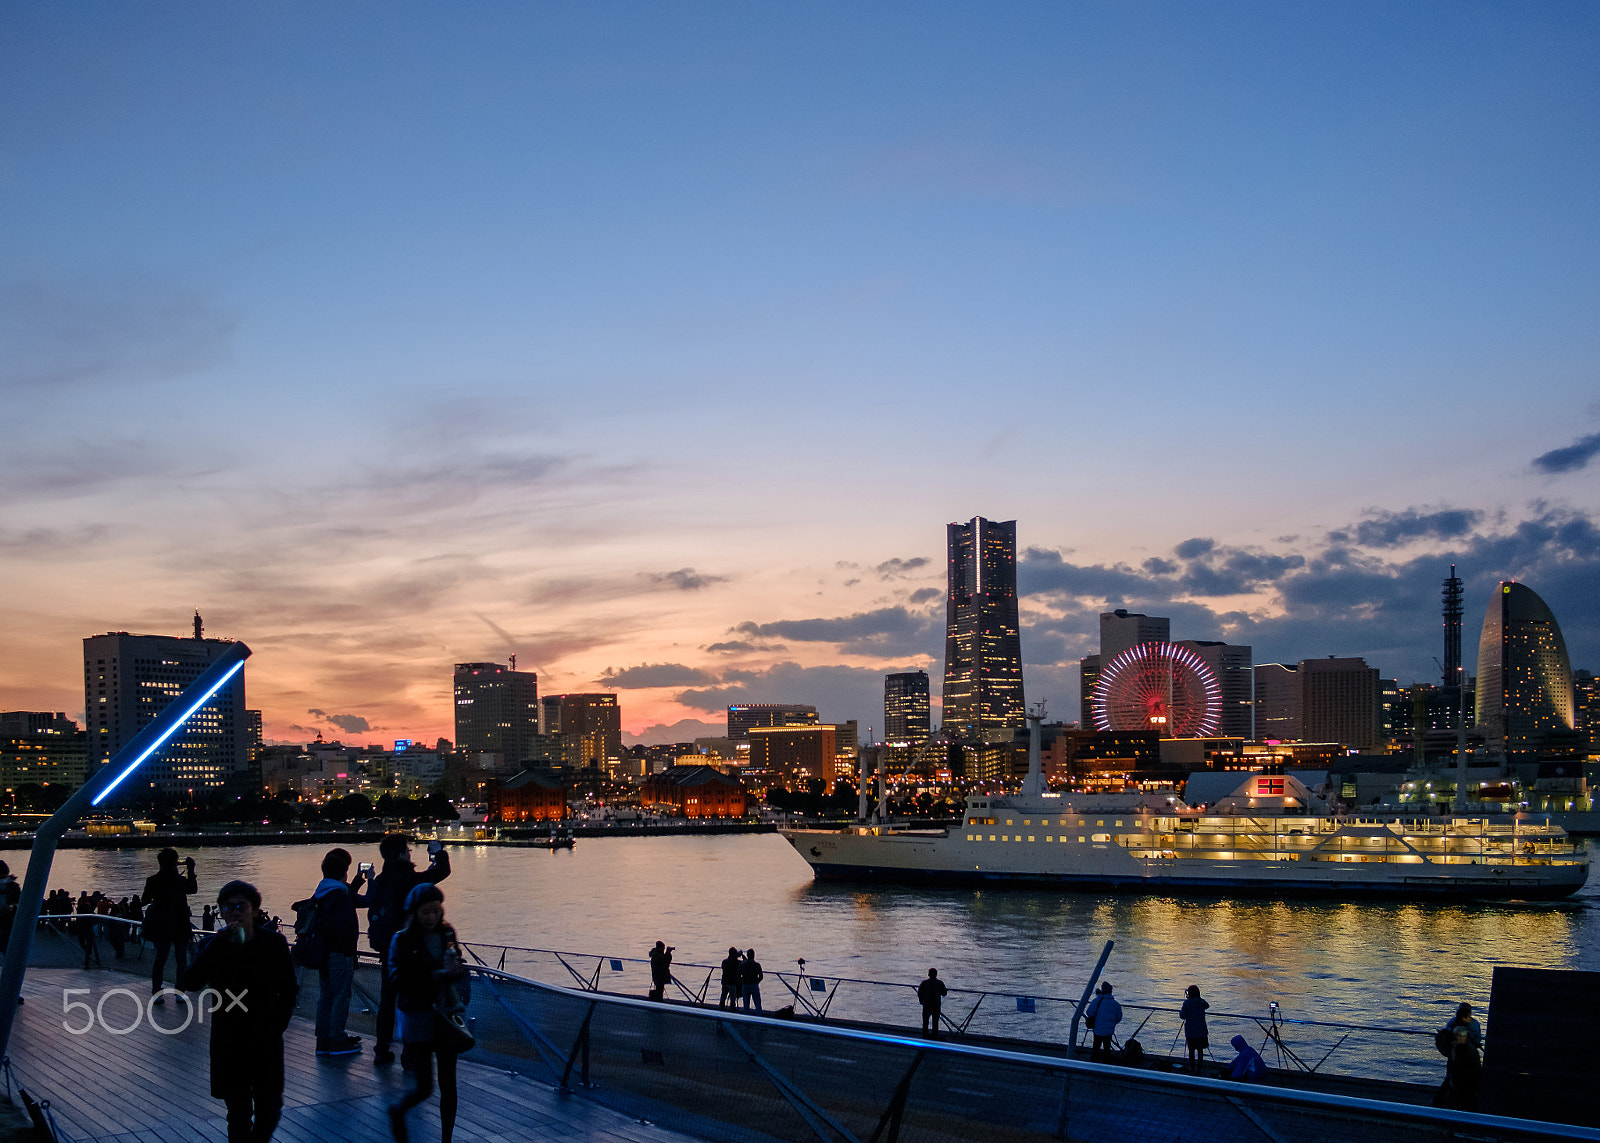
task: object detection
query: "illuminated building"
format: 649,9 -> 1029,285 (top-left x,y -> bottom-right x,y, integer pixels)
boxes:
640,765 -> 749,818
83,619 -> 249,797
1100,610 -> 1169,662
487,769 -> 568,823
883,672 -> 930,743
453,662 -> 539,766
0,712 -> 87,792
942,517 -> 1024,742
1573,670 -> 1597,755
726,704 -> 818,741
1253,664 -> 1301,739
541,693 -> 622,771
1078,655 -> 1100,729
1299,657 -> 1381,750
746,724 -> 837,788
1473,581 -> 1578,758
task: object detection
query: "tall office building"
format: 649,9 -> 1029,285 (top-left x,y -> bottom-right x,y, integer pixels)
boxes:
1298,657 -> 1381,749
1473,581 -> 1578,757
1574,670 -> 1598,755
726,704 -> 818,741
942,517 -> 1024,742
1252,664 -> 1302,739
0,711 -> 87,791
883,672 -> 931,743
1078,655 -> 1100,729
1177,640 -> 1254,739
542,693 -> 622,770
84,624 -> 249,798
1100,610 -> 1170,663
453,663 -> 539,765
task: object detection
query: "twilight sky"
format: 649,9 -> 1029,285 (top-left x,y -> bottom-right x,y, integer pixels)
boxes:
2,2 -> 1597,747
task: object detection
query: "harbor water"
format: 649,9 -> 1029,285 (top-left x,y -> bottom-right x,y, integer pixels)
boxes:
27,833 -> 1598,1082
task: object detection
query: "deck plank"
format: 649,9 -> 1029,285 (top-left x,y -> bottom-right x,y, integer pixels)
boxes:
7,967 -> 703,1143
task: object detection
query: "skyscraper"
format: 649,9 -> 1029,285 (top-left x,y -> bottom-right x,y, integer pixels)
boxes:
1473,581 -> 1577,757
84,623 -> 250,798
1100,610 -> 1170,662
883,671 -> 931,742
942,517 -> 1024,741
1298,657 -> 1381,749
541,693 -> 622,770
726,704 -> 818,741
1252,663 -> 1302,739
453,662 -> 539,765
1177,640 -> 1254,739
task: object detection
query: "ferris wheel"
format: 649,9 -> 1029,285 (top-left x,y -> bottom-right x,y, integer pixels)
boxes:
1091,641 -> 1222,737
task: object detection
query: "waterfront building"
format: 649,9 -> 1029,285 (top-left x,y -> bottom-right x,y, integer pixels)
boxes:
1078,655 -> 1100,729
1473,580 -> 1580,758
487,768 -> 569,822
640,765 -> 750,818
83,622 -> 250,798
1299,657 -> 1382,750
726,703 -> 818,741
0,711 -> 87,793
746,724 -> 837,789
1252,663 -> 1301,739
541,693 -> 623,772
1576,669 -> 1598,755
1177,640 -> 1254,739
942,516 -> 1024,742
453,662 -> 539,766
883,672 -> 931,743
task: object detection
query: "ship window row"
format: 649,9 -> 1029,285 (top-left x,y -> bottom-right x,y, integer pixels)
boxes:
972,818 -> 1124,828
969,834 -> 1112,843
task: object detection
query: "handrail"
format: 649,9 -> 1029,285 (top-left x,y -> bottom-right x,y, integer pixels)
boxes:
459,959 -> 1600,1142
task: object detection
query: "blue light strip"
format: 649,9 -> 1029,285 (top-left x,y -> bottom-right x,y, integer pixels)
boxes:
90,659 -> 245,806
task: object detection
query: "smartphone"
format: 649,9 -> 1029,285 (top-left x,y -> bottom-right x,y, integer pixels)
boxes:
427,840 -> 443,857
358,862 -> 374,875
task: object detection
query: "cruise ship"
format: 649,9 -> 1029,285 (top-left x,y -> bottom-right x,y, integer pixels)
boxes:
781,725 -> 1590,901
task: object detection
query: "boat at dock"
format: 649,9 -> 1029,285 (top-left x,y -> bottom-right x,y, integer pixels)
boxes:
782,719 -> 1590,900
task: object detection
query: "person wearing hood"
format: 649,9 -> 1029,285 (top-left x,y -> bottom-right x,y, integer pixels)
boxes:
367,833 -> 451,1065
0,861 -> 19,951
313,847 -> 370,1056
1229,1035 -> 1267,1082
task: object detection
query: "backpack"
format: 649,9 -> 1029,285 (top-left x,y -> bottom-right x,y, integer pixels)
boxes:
1435,1026 -> 1455,1057
290,895 -> 327,969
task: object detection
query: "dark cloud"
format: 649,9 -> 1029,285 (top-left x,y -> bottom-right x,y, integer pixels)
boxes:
1179,549 -> 1306,597
600,662 -> 718,688
732,606 -> 939,656
0,524 -> 109,554
647,568 -> 725,591
676,662 -> 903,730
705,640 -> 788,654
306,709 -> 372,735
621,718 -> 727,746
907,587 -> 941,605
1532,432 -> 1600,475
874,556 -> 930,578
1174,537 -> 1215,560
0,276 -> 234,391
1018,548 -> 1155,599
1142,557 -> 1177,575
1353,508 -> 1483,548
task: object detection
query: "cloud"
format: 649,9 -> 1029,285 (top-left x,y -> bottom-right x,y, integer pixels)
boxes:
600,662 -> 718,688
907,587 -> 941,605
1532,432 -> 1600,475
1352,508 -> 1483,548
1174,537 -> 1215,560
646,568 -> 725,591
675,662 -> 902,730
0,276 -> 234,391
705,640 -> 787,654
1179,548 -> 1306,597
621,718 -> 727,746
732,606 -> 940,656
1018,548 -> 1156,599
307,709 -> 372,734
874,556 -> 930,578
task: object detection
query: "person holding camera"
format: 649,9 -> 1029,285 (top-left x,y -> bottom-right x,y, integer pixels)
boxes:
648,941 -> 674,1001
141,848 -> 197,1000
309,847 -> 371,1056
386,884 -> 469,1143
181,880 -> 298,1143
367,834 -> 451,1065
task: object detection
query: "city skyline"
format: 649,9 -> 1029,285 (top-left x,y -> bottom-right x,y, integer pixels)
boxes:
2,5 -> 1597,744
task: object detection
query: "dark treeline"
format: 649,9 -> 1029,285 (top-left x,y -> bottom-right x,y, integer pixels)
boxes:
5,786 -> 461,826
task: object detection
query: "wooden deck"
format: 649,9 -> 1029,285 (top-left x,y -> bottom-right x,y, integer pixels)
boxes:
5,965 -> 701,1143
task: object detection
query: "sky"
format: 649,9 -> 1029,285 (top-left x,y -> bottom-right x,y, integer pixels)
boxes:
2,2 -> 1597,747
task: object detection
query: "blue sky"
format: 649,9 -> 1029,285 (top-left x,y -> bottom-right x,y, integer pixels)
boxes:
2,3 -> 1597,743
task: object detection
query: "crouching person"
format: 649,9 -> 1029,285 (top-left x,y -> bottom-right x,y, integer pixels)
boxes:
182,880 -> 298,1143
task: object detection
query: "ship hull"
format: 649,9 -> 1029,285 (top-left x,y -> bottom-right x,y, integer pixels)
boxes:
781,829 -> 1590,901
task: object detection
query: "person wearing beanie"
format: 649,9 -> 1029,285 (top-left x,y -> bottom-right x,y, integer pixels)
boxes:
386,882 -> 468,1143
181,880 -> 297,1143
366,833 -> 450,1065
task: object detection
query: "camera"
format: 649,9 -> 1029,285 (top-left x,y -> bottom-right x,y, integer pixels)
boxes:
358,861 -> 374,875
427,840 -> 443,857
